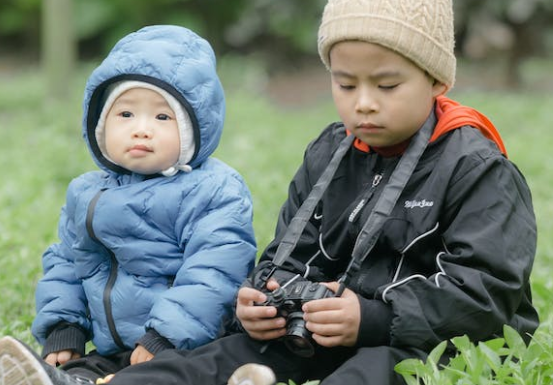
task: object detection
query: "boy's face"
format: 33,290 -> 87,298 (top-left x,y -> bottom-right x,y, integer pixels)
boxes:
329,41 -> 446,148
104,88 -> 180,174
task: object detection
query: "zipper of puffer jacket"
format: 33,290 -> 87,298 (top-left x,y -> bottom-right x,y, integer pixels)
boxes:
86,189 -> 127,350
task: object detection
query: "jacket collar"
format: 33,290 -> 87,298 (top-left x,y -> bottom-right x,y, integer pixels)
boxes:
349,96 -> 507,157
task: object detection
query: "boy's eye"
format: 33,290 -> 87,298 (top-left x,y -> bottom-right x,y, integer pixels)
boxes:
120,111 -> 133,118
379,84 -> 398,90
156,114 -> 171,121
339,84 -> 355,91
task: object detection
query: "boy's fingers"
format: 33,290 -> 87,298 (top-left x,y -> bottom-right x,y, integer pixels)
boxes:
265,278 -> 280,291
243,317 -> 285,332
321,281 -> 340,293
303,297 -> 342,312
238,303 -> 278,320
237,287 -> 266,304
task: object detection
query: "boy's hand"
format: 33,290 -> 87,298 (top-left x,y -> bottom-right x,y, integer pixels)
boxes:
235,279 -> 287,341
302,281 -> 361,348
130,345 -> 154,365
44,350 -> 81,367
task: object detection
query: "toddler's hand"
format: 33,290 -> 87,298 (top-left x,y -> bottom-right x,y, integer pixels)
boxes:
130,344 -> 154,365
44,350 -> 81,367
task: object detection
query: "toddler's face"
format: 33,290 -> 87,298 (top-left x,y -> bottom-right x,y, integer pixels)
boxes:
104,88 -> 180,174
329,41 -> 446,148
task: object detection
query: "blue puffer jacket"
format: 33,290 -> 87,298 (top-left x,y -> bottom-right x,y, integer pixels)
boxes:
31,25 -> 257,356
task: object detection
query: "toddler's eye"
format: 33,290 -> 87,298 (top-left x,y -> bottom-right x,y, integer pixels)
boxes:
379,84 -> 398,90
120,111 -> 133,118
157,114 -> 171,121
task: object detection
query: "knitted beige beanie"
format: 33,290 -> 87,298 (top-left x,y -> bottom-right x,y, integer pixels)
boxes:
318,0 -> 456,89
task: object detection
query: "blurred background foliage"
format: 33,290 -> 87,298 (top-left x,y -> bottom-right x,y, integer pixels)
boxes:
0,0 -> 552,86
0,0 -> 326,70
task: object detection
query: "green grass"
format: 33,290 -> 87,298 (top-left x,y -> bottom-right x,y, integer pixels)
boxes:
0,59 -> 552,383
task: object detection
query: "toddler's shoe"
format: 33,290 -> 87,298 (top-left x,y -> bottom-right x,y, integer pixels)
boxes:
227,363 -> 276,385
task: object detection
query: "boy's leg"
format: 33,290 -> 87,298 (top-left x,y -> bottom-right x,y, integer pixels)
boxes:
320,345 -> 428,385
108,334 -> 307,385
60,351 -> 132,383
0,336 -> 85,385
0,336 -> 53,385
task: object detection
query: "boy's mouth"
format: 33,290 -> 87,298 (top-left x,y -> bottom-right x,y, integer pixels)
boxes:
356,123 -> 384,134
357,123 -> 382,129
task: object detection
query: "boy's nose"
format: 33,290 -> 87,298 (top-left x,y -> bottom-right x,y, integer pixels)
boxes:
356,89 -> 378,114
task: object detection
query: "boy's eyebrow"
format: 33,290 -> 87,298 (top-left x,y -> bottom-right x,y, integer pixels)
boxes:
331,70 -> 355,79
331,69 -> 402,80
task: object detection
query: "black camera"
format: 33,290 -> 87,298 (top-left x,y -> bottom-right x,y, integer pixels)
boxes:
257,277 -> 334,357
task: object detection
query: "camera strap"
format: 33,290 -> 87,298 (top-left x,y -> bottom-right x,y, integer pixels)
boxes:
266,130 -> 355,279
336,112 -> 435,295
265,111 -> 436,293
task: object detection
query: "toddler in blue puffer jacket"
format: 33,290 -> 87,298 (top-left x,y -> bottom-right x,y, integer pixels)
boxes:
28,25 -> 257,383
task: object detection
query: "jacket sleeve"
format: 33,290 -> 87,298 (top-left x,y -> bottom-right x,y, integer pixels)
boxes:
41,322 -> 88,358
380,154 -> 538,350
144,172 -> 257,350
31,179 -> 92,351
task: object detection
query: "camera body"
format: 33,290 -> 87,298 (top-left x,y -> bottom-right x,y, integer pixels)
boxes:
257,277 -> 334,357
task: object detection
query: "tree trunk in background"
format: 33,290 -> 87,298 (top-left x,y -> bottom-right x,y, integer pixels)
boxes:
42,0 -> 75,100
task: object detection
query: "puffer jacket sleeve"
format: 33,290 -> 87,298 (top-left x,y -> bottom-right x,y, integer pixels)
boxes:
145,171 -> 256,350
31,179 -> 92,348
380,152 -> 538,350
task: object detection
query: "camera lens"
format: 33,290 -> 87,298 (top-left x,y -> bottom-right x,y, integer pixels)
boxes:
282,311 -> 315,357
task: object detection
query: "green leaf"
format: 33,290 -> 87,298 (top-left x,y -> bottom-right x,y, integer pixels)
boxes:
503,325 -> 527,359
478,341 -> 502,373
428,340 -> 448,366
451,335 -> 472,352
446,354 -> 468,373
482,337 -> 506,353
395,358 -> 426,376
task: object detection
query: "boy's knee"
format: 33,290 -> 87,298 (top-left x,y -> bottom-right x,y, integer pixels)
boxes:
322,346 -> 426,385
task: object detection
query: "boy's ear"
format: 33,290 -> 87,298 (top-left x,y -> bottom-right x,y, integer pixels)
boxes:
432,80 -> 448,97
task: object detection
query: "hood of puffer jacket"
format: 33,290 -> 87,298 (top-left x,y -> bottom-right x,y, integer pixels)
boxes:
82,25 -> 225,174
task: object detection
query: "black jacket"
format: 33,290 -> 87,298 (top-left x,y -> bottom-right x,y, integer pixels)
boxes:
251,114 -> 539,352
